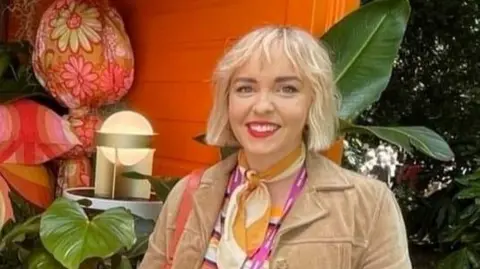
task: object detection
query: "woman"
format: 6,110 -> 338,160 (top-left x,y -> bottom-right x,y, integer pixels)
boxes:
139,25 -> 411,269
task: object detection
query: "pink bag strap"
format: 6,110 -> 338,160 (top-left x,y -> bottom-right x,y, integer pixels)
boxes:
164,169 -> 204,269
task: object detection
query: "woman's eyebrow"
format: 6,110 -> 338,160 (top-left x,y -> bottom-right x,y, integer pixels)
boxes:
232,76 -> 301,83
275,76 -> 301,82
232,77 -> 257,83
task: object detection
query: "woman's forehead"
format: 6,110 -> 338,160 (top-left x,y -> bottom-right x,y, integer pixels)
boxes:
234,46 -> 300,77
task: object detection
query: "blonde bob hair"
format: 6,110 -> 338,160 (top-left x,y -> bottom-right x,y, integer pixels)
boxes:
205,25 -> 340,152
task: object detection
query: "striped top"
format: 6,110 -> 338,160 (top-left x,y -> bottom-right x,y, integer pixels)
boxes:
200,172 -> 283,269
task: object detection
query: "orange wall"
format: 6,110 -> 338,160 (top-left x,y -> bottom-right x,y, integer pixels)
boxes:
119,0 -> 359,177
9,0 -> 359,177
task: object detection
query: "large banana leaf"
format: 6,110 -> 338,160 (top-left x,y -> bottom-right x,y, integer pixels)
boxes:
322,0 -> 411,121
340,120 -> 454,161
40,198 -> 136,269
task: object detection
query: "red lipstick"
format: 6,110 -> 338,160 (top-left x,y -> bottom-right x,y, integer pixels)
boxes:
246,121 -> 280,138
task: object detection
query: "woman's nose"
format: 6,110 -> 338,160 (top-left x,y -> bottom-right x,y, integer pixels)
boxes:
252,92 -> 275,115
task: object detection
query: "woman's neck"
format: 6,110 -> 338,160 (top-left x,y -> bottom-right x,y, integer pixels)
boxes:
241,143 -> 302,172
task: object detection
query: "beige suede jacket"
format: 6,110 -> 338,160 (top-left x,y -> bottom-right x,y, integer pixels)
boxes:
138,152 -> 412,269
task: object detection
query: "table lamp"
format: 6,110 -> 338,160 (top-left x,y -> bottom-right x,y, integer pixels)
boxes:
94,111 -> 156,199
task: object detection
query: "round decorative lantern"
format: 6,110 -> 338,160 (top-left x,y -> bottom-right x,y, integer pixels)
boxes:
32,0 -> 134,192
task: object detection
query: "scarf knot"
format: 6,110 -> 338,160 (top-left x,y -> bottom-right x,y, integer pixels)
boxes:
245,169 -> 261,190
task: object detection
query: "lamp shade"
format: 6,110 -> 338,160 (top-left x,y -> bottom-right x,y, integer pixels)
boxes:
98,111 -> 154,166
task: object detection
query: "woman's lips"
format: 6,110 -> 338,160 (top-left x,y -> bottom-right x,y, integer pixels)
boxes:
246,122 -> 280,138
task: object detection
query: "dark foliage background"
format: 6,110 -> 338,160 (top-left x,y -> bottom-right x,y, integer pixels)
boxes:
358,0 -> 479,267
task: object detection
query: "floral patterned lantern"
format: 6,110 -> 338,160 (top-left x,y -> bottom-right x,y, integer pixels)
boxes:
32,0 -> 134,192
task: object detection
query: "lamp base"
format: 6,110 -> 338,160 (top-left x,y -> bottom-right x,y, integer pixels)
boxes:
63,187 -> 162,220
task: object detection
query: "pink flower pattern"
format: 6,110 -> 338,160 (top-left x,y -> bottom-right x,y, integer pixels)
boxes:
61,55 -> 98,102
63,113 -> 102,158
99,63 -> 131,103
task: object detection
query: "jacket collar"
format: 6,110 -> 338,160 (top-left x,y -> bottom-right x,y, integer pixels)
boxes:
197,150 -> 354,190
276,152 -> 354,244
190,151 -> 354,252
304,151 -> 353,190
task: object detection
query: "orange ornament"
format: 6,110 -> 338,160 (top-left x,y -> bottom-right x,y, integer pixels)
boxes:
32,0 -> 135,191
32,0 -> 134,109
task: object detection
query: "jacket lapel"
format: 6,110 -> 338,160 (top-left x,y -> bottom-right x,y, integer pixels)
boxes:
189,154 -> 238,251
275,152 -> 354,245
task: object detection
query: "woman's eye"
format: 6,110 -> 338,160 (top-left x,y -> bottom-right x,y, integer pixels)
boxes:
235,86 -> 254,93
280,85 -> 298,94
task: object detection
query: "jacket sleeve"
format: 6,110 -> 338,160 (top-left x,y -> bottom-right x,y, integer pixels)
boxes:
137,179 -> 187,269
361,185 -> 412,269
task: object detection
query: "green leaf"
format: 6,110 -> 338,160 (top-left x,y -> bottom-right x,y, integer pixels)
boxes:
0,41 -> 56,104
460,204 -> 478,220
118,256 -> 133,269
193,133 -> 238,160
440,224 -> 469,243
125,235 -> 149,259
40,198 -> 136,269
467,248 -> 480,268
0,215 -> 40,251
455,169 -> 480,186
436,203 -> 448,228
0,78 -> 50,104
321,0 -> 410,120
124,216 -> 154,259
340,121 -> 454,161
26,248 -> 65,269
18,246 -> 31,263
456,188 -> 480,200
438,248 -> 470,269
461,231 -> 480,244
122,171 -> 179,201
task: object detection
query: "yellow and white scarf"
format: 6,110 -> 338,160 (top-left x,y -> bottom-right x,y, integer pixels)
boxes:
217,144 -> 306,269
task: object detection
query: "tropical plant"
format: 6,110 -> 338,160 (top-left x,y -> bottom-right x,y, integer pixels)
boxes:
0,41 -> 53,104
355,0 -> 479,267
0,195 -> 155,269
436,169 -> 480,269
326,0 -> 452,162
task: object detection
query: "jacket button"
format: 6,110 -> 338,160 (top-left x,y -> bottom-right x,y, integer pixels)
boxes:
274,258 -> 288,269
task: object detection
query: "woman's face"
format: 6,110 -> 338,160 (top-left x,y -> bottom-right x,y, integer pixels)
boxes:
228,45 -> 313,159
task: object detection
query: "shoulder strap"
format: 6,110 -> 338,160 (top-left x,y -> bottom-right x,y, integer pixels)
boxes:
166,169 -> 204,266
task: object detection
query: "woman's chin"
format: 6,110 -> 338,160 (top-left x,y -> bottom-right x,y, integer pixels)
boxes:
241,140 -> 283,157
